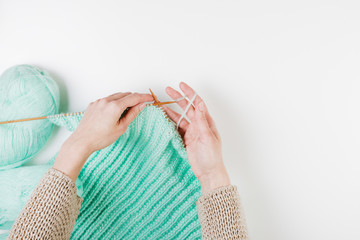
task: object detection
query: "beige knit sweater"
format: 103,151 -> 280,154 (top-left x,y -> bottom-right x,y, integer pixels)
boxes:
7,168 -> 249,240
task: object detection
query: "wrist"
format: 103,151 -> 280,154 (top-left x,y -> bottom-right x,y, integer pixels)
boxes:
53,136 -> 93,181
198,168 -> 231,195
67,132 -> 94,154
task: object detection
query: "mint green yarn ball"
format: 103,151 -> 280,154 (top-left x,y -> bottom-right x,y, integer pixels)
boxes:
0,65 -> 60,170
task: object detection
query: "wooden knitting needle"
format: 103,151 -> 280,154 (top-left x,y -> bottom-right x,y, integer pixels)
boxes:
0,116 -> 48,125
152,100 -> 178,106
149,88 -> 160,103
0,90 -> 176,125
148,88 -> 178,106
0,112 -> 84,125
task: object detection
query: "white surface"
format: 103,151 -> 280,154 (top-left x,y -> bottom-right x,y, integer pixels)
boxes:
1,1 -> 359,239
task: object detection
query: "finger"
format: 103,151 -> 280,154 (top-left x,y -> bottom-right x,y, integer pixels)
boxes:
195,99 -> 221,140
178,81 -> 220,138
181,82 -> 219,139
165,86 -> 195,120
110,93 -> 153,120
114,93 -> 153,111
195,101 -> 214,138
179,81 -> 202,107
105,92 -> 132,101
116,102 -> 145,133
162,105 -> 190,131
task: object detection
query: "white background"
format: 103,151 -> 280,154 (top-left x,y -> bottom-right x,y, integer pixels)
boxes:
1,1 -> 359,239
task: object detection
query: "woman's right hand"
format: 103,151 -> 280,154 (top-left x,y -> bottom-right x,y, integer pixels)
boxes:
162,82 -> 231,195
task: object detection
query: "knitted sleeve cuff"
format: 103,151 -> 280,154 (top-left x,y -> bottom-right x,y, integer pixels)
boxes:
196,185 -> 249,240
7,167 -> 83,240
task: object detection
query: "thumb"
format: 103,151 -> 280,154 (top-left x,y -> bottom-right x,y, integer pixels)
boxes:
118,102 -> 146,130
195,101 -> 212,136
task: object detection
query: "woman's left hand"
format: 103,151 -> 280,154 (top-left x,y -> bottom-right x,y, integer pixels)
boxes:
53,92 -> 153,181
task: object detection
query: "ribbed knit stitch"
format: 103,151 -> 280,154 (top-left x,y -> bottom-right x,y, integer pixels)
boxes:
47,105 -> 203,239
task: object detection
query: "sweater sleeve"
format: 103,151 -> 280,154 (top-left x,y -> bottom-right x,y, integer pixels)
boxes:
196,185 -> 249,240
7,167 -> 83,240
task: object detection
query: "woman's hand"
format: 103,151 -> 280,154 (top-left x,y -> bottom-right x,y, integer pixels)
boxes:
53,92 -> 154,181
162,82 -> 231,195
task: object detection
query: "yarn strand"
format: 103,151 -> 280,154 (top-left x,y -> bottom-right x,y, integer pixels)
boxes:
176,92 -> 197,130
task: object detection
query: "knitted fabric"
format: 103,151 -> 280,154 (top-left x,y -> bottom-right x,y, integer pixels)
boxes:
6,169 -> 249,240
46,104 -> 202,239
7,168 -> 83,240
196,185 -> 249,239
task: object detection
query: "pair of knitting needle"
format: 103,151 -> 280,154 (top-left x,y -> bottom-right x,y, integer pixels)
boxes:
0,88 -> 178,125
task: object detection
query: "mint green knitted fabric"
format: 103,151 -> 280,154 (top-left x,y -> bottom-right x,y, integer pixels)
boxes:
47,105 -> 202,239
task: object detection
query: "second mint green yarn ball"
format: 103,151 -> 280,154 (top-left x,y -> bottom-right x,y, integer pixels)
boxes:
0,65 -> 60,170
